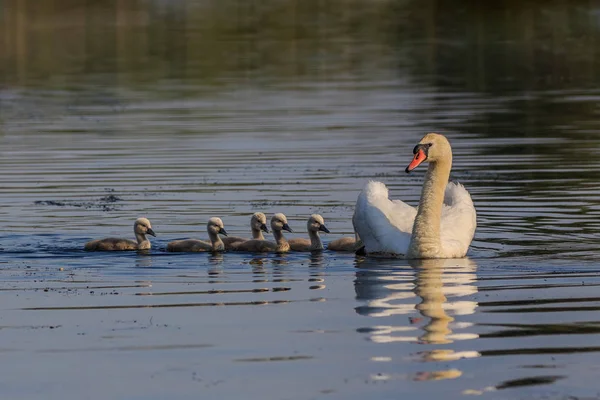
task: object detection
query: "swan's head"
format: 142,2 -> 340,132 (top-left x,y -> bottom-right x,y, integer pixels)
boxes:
271,213 -> 293,233
308,214 -> 330,233
134,217 -> 156,237
207,217 -> 228,236
406,133 -> 452,173
251,212 -> 269,233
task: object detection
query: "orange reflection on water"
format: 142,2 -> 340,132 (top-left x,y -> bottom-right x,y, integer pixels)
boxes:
356,257 -> 481,382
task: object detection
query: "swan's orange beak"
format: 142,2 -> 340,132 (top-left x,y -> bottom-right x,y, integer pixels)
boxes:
406,149 -> 427,173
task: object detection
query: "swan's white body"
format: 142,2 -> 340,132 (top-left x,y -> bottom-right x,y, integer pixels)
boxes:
354,181 -> 475,257
353,133 -> 476,259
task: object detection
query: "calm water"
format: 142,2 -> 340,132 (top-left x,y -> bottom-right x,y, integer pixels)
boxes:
3,1 -> 600,399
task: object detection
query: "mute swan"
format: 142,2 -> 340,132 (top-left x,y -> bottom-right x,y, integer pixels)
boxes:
230,213 -> 293,253
327,233 -> 361,252
353,133 -> 476,258
222,212 -> 269,249
166,217 -> 228,252
84,217 -> 156,251
288,214 -> 330,251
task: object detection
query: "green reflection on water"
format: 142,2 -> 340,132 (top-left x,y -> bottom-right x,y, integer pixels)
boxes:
2,0 -> 599,91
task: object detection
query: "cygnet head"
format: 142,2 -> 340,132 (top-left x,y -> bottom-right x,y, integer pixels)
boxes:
134,217 -> 156,237
271,213 -> 293,233
207,217 -> 228,236
307,214 -> 330,233
251,212 -> 269,233
406,133 -> 452,173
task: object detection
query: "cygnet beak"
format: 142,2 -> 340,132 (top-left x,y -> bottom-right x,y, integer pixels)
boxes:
147,228 -> 156,237
260,223 -> 269,233
319,224 -> 330,233
219,227 -> 228,236
282,223 -> 294,233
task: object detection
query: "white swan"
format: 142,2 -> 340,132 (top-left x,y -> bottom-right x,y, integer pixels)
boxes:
353,133 -> 476,258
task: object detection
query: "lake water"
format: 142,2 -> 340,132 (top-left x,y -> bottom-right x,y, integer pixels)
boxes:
3,1 -> 600,399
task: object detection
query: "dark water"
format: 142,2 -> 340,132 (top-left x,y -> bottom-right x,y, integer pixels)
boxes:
3,1 -> 600,399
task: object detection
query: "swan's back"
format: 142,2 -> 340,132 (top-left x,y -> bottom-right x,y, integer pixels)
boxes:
288,238 -> 311,251
440,182 -> 477,257
222,236 -> 246,248
327,237 -> 357,252
84,238 -> 138,251
353,181 -> 416,255
166,239 -> 213,252
230,239 -> 279,253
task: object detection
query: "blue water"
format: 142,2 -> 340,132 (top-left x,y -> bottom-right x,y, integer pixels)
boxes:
3,1 -> 600,398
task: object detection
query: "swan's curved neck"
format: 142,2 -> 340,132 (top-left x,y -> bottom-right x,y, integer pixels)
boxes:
208,230 -> 224,251
135,232 -> 151,250
273,229 -> 288,245
251,227 -> 265,240
408,158 -> 451,258
273,229 -> 290,252
414,265 -> 452,343
308,230 -> 324,250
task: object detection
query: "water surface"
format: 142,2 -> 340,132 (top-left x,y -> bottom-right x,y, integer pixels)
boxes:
2,1 -> 600,399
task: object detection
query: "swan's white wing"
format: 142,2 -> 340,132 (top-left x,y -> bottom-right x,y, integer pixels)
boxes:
353,181 -> 416,255
440,182 -> 477,258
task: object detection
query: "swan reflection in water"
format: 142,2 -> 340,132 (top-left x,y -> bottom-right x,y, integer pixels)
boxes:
354,257 -> 481,381
207,253 -> 225,277
307,252 -> 326,290
134,253 -> 153,269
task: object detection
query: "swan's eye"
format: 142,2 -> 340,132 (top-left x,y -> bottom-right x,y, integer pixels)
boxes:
413,143 -> 432,157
